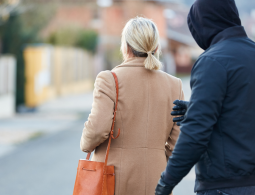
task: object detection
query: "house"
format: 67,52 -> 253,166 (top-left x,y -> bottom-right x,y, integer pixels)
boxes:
41,0 -> 200,75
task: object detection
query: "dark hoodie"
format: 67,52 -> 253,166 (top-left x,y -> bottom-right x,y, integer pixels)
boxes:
188,0 -> 241,50
160,0 -> 255,193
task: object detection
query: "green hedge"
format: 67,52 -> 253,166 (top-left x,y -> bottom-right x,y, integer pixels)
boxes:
46,29 -> 98,54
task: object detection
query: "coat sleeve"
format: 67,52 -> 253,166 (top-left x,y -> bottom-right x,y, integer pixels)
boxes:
165,79 -> 185,160
80,71 -> 116,153
162,57 -> 227,187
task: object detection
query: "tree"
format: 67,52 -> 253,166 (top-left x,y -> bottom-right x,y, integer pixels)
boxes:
0,1 -> 54,107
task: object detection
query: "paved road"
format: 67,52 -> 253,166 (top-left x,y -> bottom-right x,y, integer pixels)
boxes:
0,114 -> 89,195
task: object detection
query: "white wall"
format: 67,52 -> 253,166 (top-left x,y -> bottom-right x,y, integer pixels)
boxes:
0,56 -> 16,118
0,94 -> 15,118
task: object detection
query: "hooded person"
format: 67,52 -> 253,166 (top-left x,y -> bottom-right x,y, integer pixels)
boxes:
155,0 -> 255,194
188,0 -> 242,50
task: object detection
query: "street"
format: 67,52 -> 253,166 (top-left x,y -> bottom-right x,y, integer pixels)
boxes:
0,77 -> 196,195
0,117 -> 87,195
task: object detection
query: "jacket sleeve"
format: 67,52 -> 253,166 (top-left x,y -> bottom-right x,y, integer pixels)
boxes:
80,71 -> 116,153
165,79 -> 185,160
162,57 -> 227,187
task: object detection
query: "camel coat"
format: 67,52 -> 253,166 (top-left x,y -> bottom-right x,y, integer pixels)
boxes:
80,57 -> 184,195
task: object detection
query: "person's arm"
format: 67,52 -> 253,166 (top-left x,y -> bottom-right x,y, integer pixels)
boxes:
80,71 -> 115,153
155,57 -> 227,195
165,80 -> 185,160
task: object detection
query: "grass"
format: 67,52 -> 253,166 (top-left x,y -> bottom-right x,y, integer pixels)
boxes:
29,132 -> 45,141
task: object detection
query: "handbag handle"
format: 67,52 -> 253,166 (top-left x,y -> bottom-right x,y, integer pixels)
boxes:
86,71 -> 120,174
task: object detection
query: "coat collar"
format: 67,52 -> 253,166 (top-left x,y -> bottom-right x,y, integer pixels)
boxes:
114,57 -> 146,69
210,26 -> 247,47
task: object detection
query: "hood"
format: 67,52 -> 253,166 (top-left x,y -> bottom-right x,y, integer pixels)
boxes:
188,0 -> 241,50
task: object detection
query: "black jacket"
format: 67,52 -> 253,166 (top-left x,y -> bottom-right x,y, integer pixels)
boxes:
162,0 -> 255,192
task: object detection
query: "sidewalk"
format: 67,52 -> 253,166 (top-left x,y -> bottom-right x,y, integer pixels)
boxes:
0,92 -> 93,157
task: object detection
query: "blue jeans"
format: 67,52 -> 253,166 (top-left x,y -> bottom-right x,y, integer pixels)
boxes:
197,186 -> 255,195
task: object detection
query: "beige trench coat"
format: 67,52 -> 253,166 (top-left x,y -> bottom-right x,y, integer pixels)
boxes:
80,57 -> 184,195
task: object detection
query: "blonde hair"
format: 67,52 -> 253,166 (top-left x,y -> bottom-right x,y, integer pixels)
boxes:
121,17 -> 162,70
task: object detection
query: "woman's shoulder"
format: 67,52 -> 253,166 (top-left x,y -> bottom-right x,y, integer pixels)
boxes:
95,70 -> 116,85
96,70 -> 113,79
157,70 -> 182,85
94,70 -> 116,101
95,71 -> 115,90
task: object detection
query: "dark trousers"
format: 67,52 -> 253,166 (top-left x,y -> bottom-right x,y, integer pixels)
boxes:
197,186 -> 255,195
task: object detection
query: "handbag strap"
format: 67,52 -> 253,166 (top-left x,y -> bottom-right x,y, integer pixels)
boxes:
86,71 -> 120,174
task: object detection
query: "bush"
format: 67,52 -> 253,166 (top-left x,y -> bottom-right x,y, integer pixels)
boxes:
76,30 -> 98,54
46,29 -> 98,54
46,28 -> 80,47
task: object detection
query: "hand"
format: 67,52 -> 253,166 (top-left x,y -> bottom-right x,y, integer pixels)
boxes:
155,175 -> 173,195
171,100 -> 189,126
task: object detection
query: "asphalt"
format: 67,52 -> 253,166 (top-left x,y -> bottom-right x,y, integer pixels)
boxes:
0,114 -> 89,195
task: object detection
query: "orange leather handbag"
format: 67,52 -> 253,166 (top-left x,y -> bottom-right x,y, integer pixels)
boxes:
73,71 -> 120,195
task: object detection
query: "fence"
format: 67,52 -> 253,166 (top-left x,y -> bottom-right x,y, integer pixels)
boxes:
24,45 -> 95,108
0,55 -> 16,118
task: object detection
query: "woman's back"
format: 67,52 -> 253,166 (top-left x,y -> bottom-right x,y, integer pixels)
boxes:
81,57 -> 183,195
80,17 -> 184,195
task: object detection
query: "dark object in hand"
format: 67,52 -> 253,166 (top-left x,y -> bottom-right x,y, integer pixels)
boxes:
171,100 -> 189,126
155,175 -> 173,195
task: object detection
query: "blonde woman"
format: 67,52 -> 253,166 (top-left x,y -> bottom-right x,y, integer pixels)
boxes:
80,17 -> 184,195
